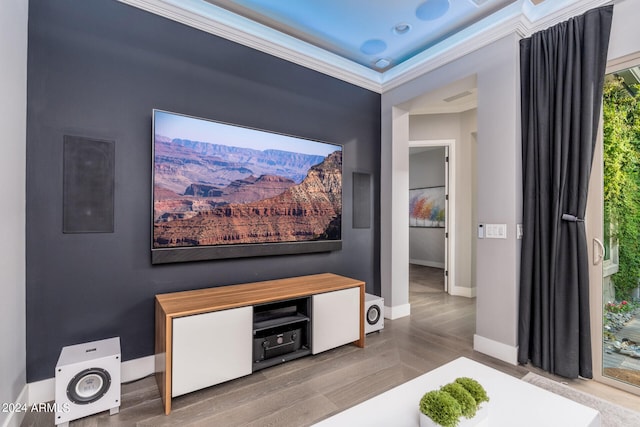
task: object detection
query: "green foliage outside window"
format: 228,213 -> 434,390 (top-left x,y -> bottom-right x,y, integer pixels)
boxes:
603,75 -> 640,299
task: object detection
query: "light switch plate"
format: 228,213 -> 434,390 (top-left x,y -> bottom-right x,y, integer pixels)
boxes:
485,224 -> 507,239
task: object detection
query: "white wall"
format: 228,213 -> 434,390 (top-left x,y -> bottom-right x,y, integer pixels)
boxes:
380,107 -> 411,319
608,0 -> 640,63
409,148 -> 446,268
382,33 -> 521,361
461,110 -> 478,290
0,0 -> 28,426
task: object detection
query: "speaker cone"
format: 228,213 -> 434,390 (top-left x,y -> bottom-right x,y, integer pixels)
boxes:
366,305 -> 381,325
66,367 -> 112,405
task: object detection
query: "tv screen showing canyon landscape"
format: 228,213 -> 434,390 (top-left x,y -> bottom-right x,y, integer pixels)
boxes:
151,110 -> 342,264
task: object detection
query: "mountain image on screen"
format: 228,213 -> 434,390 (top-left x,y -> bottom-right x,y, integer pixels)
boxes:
153,136 -> 342,248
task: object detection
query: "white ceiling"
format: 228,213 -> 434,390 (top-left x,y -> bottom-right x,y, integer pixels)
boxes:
404,74 -> 479,114
118,0 -> 611,92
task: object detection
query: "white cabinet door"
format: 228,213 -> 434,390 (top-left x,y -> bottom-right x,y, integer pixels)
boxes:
172,306 -> 252,397
312,287 -> 360,354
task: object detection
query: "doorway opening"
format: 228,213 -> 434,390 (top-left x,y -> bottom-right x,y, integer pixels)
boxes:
383,75 -> 480,329
409,143 -> 451,294
398,77 -> 479,354
588,56 -> 640,397
599,66 -> 640,391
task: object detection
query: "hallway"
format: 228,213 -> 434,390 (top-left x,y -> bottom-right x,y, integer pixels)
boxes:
408,263 -> 476,349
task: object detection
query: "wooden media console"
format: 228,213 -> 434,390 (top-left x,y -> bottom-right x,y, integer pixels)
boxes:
155,273 -> 366,414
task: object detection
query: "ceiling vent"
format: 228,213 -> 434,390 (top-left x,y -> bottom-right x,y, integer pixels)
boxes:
443,91 -> 473,103
374,58 -> 391,69
470,0 -> 490,6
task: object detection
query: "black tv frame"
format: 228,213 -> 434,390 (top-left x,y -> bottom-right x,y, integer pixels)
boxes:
151,110 -> 343,264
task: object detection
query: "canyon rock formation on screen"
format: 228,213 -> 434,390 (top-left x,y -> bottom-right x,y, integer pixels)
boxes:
153,137 -> 342,248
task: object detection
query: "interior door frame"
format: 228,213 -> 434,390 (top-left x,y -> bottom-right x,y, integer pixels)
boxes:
409,139 -> 455,294
444,145 -> 450,293
587,52 -> 640,395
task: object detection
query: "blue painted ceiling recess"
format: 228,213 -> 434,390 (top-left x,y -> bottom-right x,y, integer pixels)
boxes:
205,0 -> 519,71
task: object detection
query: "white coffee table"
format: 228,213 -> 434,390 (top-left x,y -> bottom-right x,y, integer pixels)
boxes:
313,357 -> 600,427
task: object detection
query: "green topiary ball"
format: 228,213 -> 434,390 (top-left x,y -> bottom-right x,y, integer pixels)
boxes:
454,377 -> 489,408
440,382 -> 477,419
419,390 -> 463,427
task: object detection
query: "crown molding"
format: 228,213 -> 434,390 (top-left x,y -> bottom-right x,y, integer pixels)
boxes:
117,0 -> 383,92
118,0 -> 614,94
521,0 -> 611,26
381,11 -> 525,92
380,0 -> 613,91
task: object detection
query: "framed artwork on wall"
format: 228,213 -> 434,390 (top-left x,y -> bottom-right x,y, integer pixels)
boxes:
409,186 -> 445,228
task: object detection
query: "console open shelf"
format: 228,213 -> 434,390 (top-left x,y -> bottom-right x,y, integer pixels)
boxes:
253,314 -> 309,332
252,297 -> 311,371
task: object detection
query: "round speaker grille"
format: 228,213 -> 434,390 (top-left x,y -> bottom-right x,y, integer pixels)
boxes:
66,367 -> 111,405
367,305 -> 381,325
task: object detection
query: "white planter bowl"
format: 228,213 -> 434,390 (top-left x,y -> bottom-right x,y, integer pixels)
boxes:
419,404 -> 489,427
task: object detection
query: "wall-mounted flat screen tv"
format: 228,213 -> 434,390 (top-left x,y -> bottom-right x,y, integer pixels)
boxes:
152,110 -> 342,264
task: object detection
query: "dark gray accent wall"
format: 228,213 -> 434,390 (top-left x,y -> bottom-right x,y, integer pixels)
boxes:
26,0 -> 380,382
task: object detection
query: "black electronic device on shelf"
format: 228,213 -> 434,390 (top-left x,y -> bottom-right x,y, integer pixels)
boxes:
252,297 -> 311,371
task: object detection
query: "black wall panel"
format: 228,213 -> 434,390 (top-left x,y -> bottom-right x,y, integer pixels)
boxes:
352,172 -> 372,229
26,0 -> 381,381
63,135 -> 115,233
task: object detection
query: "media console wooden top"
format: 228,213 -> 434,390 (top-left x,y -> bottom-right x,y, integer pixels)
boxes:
156,272 -> 365,318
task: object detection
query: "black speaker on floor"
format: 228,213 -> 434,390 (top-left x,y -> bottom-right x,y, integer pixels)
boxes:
63,135 -> 115,233
352,172 -> 371,229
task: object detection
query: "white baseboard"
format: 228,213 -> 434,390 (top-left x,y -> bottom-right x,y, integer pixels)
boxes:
409,259 -> 445,269
449,285 -> 476,298
473,334 -> 518,365
1,385 -> 28,427
121,355 -> 155,383
27,355 -> 155,405
384,303 -> 410,320
27,377 -> 54,406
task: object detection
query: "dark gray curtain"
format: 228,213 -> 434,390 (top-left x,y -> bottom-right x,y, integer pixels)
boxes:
518,6 -> 613,379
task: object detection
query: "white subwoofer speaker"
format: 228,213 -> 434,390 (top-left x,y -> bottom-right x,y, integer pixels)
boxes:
364,293 -> 384,334
55,337 -> 121,426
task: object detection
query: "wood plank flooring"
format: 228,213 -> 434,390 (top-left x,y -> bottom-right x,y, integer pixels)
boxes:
21,265 -> 640,426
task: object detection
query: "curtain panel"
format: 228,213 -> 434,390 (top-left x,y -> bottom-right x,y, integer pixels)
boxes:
518,6 -> 613,378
